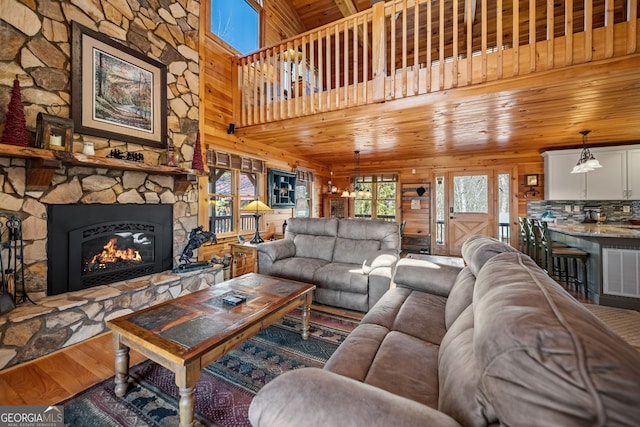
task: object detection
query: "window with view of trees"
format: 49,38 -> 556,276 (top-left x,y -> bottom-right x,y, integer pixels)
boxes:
210,0 -> 262,54
208,168 -> 260,235
353,175 -> 397,221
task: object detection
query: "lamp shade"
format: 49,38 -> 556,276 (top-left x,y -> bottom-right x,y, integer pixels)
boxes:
242,199 -> 272,212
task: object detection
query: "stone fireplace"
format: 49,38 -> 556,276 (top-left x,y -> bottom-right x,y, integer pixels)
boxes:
47,204 -> 174,295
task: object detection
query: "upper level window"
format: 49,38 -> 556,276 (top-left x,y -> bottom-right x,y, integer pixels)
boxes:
210,0 -> 262,54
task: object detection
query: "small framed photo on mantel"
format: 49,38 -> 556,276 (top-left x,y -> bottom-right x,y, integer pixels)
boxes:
35,112 -> 74,151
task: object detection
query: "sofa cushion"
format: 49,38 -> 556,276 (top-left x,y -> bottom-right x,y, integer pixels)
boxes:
365,331 -> 440,408
333,237 -> 381,265
461,235 -> 519,276
286,217 -> 338,261
268,257 -> 329,283
393,257 -> 463,296
474,252 -> 640,426
438,306 -> 486,427
313,262 -> 369,294
337,218 -> 400,251
293,235 -> 336,261
444,267 -> 476,329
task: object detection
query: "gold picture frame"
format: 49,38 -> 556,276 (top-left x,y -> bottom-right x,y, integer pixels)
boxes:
35,113 -> 74,151
525,174 -> 538,186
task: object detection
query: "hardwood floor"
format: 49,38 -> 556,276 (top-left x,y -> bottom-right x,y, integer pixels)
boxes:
0,304 -> 357,406
0,332 -> 146,405
1,299 -> 635,407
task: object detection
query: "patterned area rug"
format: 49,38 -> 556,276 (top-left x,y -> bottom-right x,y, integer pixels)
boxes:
61,310 -> 358,426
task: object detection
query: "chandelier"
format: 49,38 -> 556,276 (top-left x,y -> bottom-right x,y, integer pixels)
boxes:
341,150 -> 371,198
570,130 -> 602,174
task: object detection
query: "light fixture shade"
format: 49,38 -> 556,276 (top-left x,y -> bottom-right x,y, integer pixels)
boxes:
570,130 -> 601,174
585,156 -> 602,169
341,190 -> 350,197
242,199 -> 272,212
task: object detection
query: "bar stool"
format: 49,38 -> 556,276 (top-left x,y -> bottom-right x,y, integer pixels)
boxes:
518,217 -> 530,255
526,218 -> 542,266
537,220 -> 589,298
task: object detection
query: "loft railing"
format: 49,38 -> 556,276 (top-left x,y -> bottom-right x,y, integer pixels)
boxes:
234,0 -> 639,127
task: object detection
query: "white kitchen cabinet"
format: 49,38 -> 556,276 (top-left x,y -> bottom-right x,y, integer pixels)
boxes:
543,145 -> 639,201
627,149 -> 640,200
585,149 -> 627,200
542,150 -> 586,200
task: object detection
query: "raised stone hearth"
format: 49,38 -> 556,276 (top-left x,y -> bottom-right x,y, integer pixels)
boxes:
0,267 -> 222,370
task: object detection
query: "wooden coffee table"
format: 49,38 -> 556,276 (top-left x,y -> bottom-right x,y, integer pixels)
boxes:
106,273 -> 315,427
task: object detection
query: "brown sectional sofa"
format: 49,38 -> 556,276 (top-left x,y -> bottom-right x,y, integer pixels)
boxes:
257,217 -> 400,312
249,235 -> 640,426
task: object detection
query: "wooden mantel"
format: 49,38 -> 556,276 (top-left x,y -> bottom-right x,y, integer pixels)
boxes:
1,144 -> 201,194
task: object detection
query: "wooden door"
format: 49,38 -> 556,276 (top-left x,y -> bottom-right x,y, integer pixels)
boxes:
447,171 -> 495,256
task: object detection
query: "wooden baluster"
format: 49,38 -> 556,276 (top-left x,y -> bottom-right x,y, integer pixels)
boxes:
481,0 -> 488,82
605,0 -> 615,58
497,0 -> 503,79
584,0 -> 593,62
317,29 -> 324,113
353,16 -> 359,106
334,23 -> 340,109
301,35 -> 308,116
252,53 -> 258,125
402,0 -> 408,97
390,1 -> 396,98
259,50 -> 265,124
566,0 -> 574,66
413,0 -> 420,93
344,20 -> 349,108
628,0 -> 638,53
465,0 -> 472,85
529,0 -> 537,72
371,2 -> 385,102
362,12 -> 370,104
547,0 -> 555,69
426,0 -> 432,92
439,0 -> 445,90
278,44 -> 285,120
310,34 -> 316,114
513,0 -> 520,75
325,28 -> 332,111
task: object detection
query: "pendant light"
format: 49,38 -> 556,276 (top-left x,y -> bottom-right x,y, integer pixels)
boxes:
341,150 -> 371,198
571,130 -> 602,174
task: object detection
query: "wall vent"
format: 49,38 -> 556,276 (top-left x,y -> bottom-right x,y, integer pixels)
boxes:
603,248 -> 640,298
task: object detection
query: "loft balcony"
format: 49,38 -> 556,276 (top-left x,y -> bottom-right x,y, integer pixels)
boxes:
233,0 -> 639,128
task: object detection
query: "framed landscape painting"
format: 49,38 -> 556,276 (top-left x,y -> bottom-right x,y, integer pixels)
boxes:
71,22 -> 167,148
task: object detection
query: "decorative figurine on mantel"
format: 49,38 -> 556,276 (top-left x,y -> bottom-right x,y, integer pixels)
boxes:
174,226 -> 217,273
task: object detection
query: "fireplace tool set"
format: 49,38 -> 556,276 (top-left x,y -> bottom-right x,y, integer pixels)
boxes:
0,214 -> 31,314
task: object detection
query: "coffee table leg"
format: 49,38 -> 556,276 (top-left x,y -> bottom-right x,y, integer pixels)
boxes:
178,386 -> 195,427
176,364 -> 200,427
112,333 -> 130,397
301,292 -> 312,340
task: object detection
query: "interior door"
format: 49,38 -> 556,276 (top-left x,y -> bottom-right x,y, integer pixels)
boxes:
447,171 -> 495,256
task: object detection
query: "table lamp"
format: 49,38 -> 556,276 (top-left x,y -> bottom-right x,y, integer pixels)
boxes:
241,199 -> 272,244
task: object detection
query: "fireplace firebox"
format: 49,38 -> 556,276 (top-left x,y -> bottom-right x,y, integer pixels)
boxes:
47,204 -> 173,295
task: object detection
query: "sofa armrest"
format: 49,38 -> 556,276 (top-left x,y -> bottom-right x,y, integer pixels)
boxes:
249,368 -> 462,427
362,250 -> 399,274
257,239 -> 296,274
393,258 -> 463,297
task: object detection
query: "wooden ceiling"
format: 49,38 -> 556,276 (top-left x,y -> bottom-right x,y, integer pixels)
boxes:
236,1 -> 640,167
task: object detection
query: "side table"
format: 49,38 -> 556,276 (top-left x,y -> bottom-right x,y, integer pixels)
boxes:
230,243 -> 258,278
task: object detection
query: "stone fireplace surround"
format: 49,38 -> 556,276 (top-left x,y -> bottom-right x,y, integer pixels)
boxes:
0,152 -> 216,370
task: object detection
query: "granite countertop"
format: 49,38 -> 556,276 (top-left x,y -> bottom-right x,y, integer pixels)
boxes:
549,223 -> 640,238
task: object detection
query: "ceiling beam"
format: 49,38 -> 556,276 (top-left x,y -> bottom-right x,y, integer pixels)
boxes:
334,0 -> 359,17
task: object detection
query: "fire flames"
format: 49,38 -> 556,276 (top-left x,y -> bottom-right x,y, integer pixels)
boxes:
89,237 -> 142,267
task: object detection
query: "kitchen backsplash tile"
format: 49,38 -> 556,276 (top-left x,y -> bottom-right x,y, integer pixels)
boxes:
527,200 -> 640,224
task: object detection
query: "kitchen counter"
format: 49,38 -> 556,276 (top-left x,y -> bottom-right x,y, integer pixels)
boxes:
548,223 -> 640,239
548,224 -> 640,311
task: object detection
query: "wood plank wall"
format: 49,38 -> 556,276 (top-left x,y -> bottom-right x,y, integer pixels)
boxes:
199,0 -> 547,259
199,6 -> 323,261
